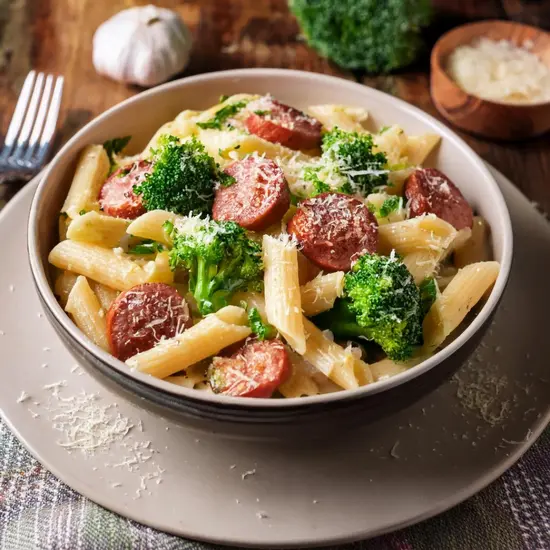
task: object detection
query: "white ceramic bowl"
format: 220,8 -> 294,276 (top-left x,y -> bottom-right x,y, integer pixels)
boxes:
27,69 -> 513,430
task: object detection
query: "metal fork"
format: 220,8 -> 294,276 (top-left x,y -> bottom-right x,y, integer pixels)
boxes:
0,71 -> 64,183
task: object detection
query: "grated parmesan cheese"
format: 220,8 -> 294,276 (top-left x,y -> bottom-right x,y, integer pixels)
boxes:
448,37 -> 550,104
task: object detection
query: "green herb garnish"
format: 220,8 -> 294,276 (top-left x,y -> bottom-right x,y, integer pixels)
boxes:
103,136 -> 131,172
197,101 -> 249,130
248,307 -> 276,340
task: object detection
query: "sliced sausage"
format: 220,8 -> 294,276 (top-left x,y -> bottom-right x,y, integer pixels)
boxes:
404,168 -> 473,230
287,193 -> 378,272
208,339 -> 290,398
107,283 -> 192,362
99,160 -> 151,220
245,97 -> 322,151
213,156 -> 290,231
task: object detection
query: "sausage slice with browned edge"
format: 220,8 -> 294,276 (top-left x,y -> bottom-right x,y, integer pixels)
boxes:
99,159 -> 151,220
404,168 -> 473,230
107,283 -> 192,362
213,156 -> 290,231
245,97 -> 322,151
208,339 -> 290,398
287,193 -> 379,272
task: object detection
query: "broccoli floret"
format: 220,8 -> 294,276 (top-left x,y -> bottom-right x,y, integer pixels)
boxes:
419,277 -> 438,316
166,218 -> 263,315
103,136 -> 131,173
305,128 -> 389,197
134,135 -> 218,216
368,196 -> 403,219
289,0 -> 432,73
248,307 -> 276,340
314,253 -> 423,361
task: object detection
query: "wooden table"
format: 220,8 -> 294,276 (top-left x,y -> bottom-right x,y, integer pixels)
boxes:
0,0 -> 549,215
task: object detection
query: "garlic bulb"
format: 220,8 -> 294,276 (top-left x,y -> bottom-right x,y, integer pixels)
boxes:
93,5 -> 192,88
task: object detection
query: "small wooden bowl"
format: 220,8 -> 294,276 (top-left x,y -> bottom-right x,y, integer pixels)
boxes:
431,20 -> 550,141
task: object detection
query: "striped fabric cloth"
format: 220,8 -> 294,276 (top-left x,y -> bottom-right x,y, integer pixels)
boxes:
0,421 -> 548,549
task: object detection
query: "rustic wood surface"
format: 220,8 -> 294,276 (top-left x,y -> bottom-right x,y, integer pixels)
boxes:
0,0 -> 549,215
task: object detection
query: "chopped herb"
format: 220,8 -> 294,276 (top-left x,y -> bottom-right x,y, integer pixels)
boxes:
59,212 -> 68,219
248,307 -> 276,340
419,277 -> 438,316
219,172 -> 236,187
233,144 -> 241,150
78,209 -> 87,216
197,101 -> 249,130
366,202 -> 377,214
103,136 -> 131,172
219,94 -> 229,103
218,148 -> 224,157
128,239 -> 165,255
378,196 -> 401,218
253,110 -> 270,116
304,167 -> 331,196
379,126 -> 391,134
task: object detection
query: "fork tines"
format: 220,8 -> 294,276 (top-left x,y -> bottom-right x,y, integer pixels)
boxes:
0,70 -> 64,175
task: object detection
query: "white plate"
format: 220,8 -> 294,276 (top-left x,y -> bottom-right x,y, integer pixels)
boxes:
0,166 -> 548,548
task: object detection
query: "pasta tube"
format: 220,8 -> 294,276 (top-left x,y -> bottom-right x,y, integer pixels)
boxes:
126,306 -> 251,378
263,235 -> 306,354
65,276 -> 109,351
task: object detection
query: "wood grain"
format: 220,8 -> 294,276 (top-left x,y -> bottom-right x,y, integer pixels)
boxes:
0,0 -> 549,217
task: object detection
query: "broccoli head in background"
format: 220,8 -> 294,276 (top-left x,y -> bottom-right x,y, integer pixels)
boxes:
166,218 -> 263,315
289,0 -> 432,73
306,128 -> 389,197
134,135 -> 218,216
314,253 -> 423,361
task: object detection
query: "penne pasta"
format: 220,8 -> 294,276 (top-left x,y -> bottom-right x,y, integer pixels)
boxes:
164,362 -> 209,389
126,209 -> 179,247
301,317 -> 373,390
423,261 -> 500,351
300,272 -> 345,316
454,216 -> 490,268
49,240 -> 173,291
278,351 -> 320,398
66,211 -> 130,248
379,215 -> 457,283
65,276 -> 109,351
126,306 -> 251,378
263,235 -> 306,354
307,104 -> 368,132
61,145 -> 110,219
54,270 -> 79,307
403,133 -> 441,165
89,281 -> 119,312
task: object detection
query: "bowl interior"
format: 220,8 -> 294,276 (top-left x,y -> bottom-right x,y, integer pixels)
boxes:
30,69 -> 513,408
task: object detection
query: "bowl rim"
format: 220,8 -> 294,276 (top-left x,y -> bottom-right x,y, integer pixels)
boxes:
28,68 -> 514,409
431,19 -> 550,108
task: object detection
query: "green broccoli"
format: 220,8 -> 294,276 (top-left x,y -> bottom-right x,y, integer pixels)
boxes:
103,136 -> 131,173
305,128 -> 389,197
419,277 -> 438,316
367,196 -> 403,219
289,0 -> 432,73
196,100 -> 249,130
166,218 -> 263,315
313,253 -> 423,361
248,307 -> 276,340
134,135 -> 218,216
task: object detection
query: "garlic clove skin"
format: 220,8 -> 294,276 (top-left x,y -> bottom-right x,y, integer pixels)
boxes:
93,5 -> 192,88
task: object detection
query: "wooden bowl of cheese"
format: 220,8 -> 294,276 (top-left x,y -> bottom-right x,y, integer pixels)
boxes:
431,20 -> 550,140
